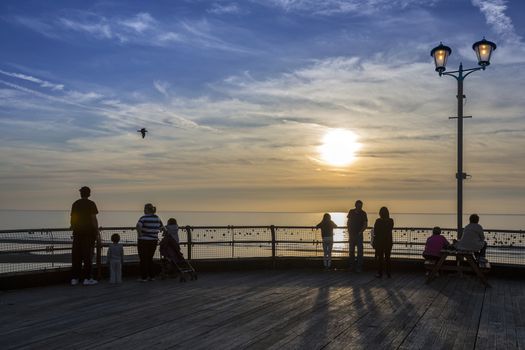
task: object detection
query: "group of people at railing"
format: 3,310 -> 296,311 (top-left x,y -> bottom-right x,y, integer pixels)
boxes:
70,186 -> 183,286
69,186 -> 488,286
317,200 -> 488,278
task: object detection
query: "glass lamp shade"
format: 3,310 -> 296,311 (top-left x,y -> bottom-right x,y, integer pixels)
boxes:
430,42 -> 452,73
472,38 -> 496,67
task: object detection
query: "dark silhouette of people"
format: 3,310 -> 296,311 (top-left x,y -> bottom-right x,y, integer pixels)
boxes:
347,200 -> 368,272
455,214 -> 487,262
70,186 -> 100,286
137,128 -> 148,138
136,203 -> 164,282
316,213 -> 338,270
423,226 -> 450,262
373,207 -> 394,278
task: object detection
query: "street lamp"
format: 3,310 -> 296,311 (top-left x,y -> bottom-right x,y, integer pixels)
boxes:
430,37 -> 496,238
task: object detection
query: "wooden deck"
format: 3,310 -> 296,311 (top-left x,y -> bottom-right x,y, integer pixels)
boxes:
1,270 -> 524,349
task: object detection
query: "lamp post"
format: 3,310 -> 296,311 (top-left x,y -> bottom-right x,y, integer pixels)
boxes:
430,38 -> 496,238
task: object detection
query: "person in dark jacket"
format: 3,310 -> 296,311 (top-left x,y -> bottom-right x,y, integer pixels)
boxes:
70,186 -> 100,286
373,207 -> 394,278
316,213 -> 338,270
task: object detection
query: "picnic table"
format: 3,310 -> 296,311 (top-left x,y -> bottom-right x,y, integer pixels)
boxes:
425,248 -> 491,287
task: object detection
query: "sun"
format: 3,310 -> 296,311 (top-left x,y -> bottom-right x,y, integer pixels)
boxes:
318,129 -> 361,167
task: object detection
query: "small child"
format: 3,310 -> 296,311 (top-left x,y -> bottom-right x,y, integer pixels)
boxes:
423,226 -> 450,262
316,213 -> 338,270
165,218 -> 179,243
107,233 -> 124,284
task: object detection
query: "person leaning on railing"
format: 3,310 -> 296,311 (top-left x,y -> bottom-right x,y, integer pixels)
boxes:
316,213 -> 338,270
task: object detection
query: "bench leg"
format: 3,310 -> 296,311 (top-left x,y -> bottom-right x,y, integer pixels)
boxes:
465,255 -> 491,288
426,254 -> 447,284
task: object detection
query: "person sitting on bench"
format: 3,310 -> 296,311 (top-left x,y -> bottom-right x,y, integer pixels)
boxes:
455,214 -> 487,263
423,226 -> 450,262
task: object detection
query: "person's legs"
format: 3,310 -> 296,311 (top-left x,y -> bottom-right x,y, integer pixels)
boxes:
113,260 -> 122,283
385,247 -> 392,277
138,240 -> 148,280
80,235 -> 95,281
323,237 -> 333,268
376,247 -> 384,276
145,240 -> 157,279
110,260 -> 117,283
71,235 -> 82,280
349,232 -> 356,270
356,232 -> 364,272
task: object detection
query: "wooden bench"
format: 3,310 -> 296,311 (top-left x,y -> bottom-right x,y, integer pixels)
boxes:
425,249 -> 491,287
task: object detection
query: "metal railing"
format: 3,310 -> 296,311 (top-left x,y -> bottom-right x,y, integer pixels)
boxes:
0,226 -> 524,275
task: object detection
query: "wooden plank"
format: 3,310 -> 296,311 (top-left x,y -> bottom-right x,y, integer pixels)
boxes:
247,273 -> 422,350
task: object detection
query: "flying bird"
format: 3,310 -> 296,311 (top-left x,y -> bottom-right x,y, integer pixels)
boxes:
137,128 -> 148,139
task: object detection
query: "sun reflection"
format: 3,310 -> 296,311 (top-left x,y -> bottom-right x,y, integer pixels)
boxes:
318,129 -> 361,167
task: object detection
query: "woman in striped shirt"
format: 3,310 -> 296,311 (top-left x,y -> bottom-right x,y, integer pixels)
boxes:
136,203 -> 164,282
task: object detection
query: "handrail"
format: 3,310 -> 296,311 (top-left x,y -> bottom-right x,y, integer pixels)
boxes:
0,225 -> 524,276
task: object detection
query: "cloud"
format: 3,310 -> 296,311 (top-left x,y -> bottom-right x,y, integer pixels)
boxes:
471,0 -> 522,43
208,3 -> 245,15
59,17 -> 113,39
11,11 -> 252,53
0,69 -> 64,91
258,0 -> 439,15
153,80 -> 170,97
118,12 -> 155,33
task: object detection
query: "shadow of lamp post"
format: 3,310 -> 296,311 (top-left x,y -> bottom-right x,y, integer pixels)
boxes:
430,38 -> 496,238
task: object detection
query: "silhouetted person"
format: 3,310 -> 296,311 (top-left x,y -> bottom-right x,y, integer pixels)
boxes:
455,214 -> 487,262
316,213 -> 338,270
107,233 -> 124,284
70,186 -> 100,286
347,200 -> 368,272
138,128 -> 148,138
423,226 -> 450,262
136,203 -> 164,282
373,207 -> 394,278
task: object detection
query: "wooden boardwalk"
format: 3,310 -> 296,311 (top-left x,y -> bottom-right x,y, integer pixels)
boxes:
1,270 -> 524,349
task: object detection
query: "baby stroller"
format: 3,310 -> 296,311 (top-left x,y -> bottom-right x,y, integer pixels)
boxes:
159,233 -> 197,282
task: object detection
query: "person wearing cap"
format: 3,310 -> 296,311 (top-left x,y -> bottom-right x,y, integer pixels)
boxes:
70,186 -> 100,286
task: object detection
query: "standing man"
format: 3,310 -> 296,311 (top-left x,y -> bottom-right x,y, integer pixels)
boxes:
347,200 -> 368,272
70,186 -> 100,286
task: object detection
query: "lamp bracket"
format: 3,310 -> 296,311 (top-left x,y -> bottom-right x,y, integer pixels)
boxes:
449,116 -> 472,120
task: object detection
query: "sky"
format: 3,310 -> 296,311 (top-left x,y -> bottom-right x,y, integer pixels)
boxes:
0,0 -> 524,214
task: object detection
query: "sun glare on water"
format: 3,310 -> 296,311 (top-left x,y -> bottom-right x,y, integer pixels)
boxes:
318,129 -> 361,167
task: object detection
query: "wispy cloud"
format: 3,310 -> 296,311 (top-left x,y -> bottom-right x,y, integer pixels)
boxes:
153,80 -> 170,97
0,69 -> 64,91
259,0 -> 439,15
208,3 -> 245,15
118,12 -> 155,33
11,11 -> 252,53
471,0 -> 522,43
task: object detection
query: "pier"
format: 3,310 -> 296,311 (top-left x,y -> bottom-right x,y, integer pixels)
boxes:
2,269 -> 524,349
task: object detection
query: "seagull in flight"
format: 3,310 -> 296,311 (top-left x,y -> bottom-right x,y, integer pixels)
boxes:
137,128 -> 148,139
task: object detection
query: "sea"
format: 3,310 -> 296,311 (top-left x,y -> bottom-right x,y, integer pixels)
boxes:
0,210 -> 523,231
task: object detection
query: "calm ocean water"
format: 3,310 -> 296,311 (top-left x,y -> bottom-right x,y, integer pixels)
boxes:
0,210 -> 523,231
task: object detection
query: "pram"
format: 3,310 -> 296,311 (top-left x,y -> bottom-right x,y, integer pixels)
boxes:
159,234 -> 197,282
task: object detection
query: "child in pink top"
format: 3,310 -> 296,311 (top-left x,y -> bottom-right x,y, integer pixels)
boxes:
423,227 -> 450,261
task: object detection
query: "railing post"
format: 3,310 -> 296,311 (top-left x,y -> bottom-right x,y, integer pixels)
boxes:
270,225 -> 276,269
185,226 -> 192,261
230,226 -> 235,258
96,227 -> 102,281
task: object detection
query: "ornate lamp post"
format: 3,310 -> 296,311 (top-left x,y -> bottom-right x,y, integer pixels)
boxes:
431,38 -> 496,238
